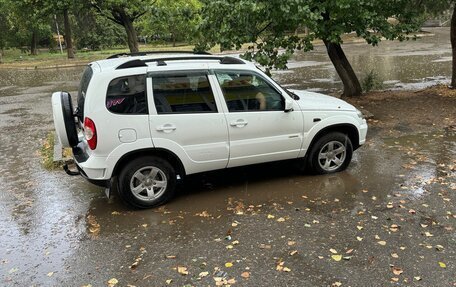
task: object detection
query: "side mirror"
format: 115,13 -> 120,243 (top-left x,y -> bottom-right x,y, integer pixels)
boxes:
284,99 -> 294,113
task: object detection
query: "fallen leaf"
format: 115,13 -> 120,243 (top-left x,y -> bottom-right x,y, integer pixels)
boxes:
283,267 -> 291,272
226,245 -> 234,249
267,214 -> 275,219
438,262 -> 446,268
391,277 -> 399,282
435,245 -> 444,251
289,250 -> 298,256
330,248 -> 338,254
47,272 -> 54,277
287,241 -> 296,246
227,278 -> 236,284
107,278 -> 118,286
165,255 -> 176,259
409,209 -> 416,214
177,266 -> 189,275
141,224 -> 148,228
414,276 -> 422,281
331,255 -> 342,261
424,232 -> 433,237
392,267 -> 403,275
356,226 -> 363,231
332,282 -> 342,287
165,279 -> 172,284
199,271 -> 209,278
241,271 -> 250,278
356,236 -> 363,241
378,241 -> 387,246
277,217 -> 286,222
259,244 -> 271,249
391,253 -> 399,258
225,262 -> 233,268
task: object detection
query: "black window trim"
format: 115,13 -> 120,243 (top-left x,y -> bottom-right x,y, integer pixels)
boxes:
149,70 -> 219,115
105,73 -> 149,116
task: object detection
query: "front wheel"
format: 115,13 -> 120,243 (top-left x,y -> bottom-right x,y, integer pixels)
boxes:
118,156 -> 177,209
307,132 -> 353,174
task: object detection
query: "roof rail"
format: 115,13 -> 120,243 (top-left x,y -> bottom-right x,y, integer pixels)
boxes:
116,56 -> 245,70
107,50 -> 211,59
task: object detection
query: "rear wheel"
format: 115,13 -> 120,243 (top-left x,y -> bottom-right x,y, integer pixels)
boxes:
118,156 -> 177,208
307,132 -> 353,174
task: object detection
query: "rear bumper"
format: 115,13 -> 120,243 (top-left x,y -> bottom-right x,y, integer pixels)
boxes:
63,162 -> 111,188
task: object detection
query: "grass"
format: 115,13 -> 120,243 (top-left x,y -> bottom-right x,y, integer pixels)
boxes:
0,42 -> 228,69
39,132 -> 72,170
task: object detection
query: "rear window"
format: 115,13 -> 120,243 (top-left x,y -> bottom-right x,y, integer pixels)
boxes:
77,66 -> 93,122
106,75 -> 148,114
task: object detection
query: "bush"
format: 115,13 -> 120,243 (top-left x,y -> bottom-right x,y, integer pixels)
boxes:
362,70 -> 384,93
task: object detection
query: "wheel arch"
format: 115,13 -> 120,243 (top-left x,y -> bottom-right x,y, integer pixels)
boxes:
112,148 -> 186,179
305,124 -> 360,158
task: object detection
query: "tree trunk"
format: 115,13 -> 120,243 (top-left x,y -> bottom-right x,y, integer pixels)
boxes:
30,30 -> 38,55
63,9 -> 75,59
451,5 -> 456,88
323,40 -> 362,97
120,13 -> 139,53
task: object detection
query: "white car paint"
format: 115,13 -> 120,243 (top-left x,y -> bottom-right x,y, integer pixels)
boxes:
52,54 -> 368,182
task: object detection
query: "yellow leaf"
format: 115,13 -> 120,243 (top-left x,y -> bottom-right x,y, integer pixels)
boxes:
331,255 -> 342,262
177,266 -> 189,275
225,262 -> 233,268
199,271 -> 209,277
283,267 -> 291,272
438,262 -> 446,268
165,279 -> 172,284
277,217 -> 286,222
107,278 -> 118,286
267,214 -> 275,219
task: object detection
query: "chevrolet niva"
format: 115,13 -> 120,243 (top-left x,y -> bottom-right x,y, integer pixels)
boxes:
52,52 -> 368,208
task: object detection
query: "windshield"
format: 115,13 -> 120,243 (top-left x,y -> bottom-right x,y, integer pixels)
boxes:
77,65 -> 93,123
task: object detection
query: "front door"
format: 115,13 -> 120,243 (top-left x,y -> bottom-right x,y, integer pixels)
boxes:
214,70 -> 303,168
148,70 -> 229,175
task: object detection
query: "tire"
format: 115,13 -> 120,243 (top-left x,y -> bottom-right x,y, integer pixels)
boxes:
307,132 -> 353,174
61,92 -> 79,147
118,156 -> 177,209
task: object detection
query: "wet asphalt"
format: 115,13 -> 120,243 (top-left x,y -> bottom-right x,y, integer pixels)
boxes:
0,28 -> 455,286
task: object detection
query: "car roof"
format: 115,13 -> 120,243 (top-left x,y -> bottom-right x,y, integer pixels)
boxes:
92,53 -> 256,73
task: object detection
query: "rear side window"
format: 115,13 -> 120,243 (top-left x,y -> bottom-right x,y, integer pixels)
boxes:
77,66 -> 93,122
106,75 -> 148,114
152,73 -> 217,114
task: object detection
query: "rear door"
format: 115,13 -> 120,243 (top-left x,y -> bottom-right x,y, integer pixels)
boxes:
214,70 -> 303,168
147,70 -> 230,175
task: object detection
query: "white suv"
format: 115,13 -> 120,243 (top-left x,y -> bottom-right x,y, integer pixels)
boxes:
52,52 -> 368,208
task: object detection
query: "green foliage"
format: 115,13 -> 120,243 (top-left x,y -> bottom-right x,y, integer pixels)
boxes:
362,70 -> 384,93
139,0 -> 201,45
196,0 -> 440,72
73,10 -> 126,50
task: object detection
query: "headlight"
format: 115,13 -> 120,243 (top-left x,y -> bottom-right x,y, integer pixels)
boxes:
356,109 -> 364,119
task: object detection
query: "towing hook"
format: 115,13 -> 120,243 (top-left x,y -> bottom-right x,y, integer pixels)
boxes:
63,163 -> 80,176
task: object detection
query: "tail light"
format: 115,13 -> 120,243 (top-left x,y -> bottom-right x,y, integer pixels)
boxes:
84,117 -> 97,150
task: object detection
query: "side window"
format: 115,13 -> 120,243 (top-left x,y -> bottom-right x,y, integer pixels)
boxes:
152,73 -> 217,114
106,75 -> 147,114
215,71 -> 284,112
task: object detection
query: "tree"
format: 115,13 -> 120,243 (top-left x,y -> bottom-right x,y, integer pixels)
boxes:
140,0 -> 201,47
7,0 -> 52,55
452,5 -> 456,88
91,0 -> 151,53
197,0 -> 425,97
72,8 -> 125,50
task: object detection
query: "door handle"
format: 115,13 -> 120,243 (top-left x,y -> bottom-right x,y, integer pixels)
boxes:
230,120 -> 248,127
156,124 -> 177,132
